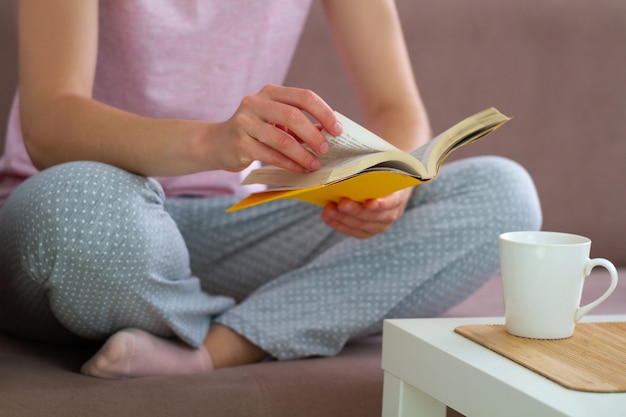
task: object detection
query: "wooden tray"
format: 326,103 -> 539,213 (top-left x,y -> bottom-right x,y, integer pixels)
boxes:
455,322 -> 626,392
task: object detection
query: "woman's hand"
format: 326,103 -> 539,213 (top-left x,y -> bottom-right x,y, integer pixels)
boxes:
212,84 -> 342,173
320,187 -> 414,239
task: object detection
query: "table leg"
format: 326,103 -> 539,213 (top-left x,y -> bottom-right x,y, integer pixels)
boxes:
382,372 -> 447,417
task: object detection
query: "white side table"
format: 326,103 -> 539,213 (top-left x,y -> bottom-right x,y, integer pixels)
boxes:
381,315 -> 626,417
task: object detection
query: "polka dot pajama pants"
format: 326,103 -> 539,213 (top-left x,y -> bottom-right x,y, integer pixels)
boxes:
0,156 -> 541,360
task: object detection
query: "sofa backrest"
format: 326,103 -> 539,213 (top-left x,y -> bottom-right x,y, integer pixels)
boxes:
286,0 -> 626,265
0,0 -> 17,156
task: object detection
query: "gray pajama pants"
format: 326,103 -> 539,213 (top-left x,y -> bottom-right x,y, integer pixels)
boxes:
0,156 -> 541,359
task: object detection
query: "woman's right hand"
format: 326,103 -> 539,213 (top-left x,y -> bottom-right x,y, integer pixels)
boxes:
209,84 -> 343,173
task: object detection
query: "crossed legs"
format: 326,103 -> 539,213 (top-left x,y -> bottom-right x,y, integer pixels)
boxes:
0,157 -> 541,378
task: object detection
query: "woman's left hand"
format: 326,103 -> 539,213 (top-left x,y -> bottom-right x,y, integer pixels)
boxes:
320,187 -> 413,239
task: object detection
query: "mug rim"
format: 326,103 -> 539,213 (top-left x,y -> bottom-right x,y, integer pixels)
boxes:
499,230 -> 590,246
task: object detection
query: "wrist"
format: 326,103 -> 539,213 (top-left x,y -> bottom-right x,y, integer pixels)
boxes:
184,121 -> 221,172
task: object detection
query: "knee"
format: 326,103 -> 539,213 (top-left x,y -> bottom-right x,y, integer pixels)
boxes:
5,161 -> 165,233
422,156 -> 542,234
2,162 -> 192,339
8,161 -> 164,211
2,161 -> 170,282
467,156 -> 543,232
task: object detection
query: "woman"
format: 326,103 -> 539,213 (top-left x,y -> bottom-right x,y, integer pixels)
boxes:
0,0 -> 541,378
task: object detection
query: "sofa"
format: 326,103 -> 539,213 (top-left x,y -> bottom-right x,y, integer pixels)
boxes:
2,1 -> 625,416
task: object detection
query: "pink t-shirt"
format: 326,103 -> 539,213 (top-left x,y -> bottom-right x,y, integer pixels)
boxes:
0,0 -> 313,208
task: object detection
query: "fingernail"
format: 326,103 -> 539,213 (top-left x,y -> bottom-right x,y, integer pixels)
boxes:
333,121 -> 343,135
340,199 -> 355,213
309,159 -> 321,171
319,141 -> 329,154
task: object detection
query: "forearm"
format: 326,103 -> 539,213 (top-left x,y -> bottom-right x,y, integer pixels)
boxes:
21,94 -> 217,176
361,101 -> 431,153
20,85 -> 340,177
322,0 -> 431,152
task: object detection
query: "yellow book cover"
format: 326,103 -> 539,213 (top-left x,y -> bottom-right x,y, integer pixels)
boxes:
227,107 -> 510,212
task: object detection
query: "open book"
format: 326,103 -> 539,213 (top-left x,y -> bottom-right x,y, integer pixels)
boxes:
227,107 -> 510,212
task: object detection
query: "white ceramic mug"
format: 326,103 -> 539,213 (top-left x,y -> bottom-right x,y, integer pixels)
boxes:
499,231 -> 618,339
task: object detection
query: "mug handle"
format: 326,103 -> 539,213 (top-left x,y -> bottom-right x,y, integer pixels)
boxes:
575,258 -> 619,322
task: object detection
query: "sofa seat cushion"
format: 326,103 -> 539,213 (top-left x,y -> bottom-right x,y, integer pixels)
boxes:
1,333 -> 383,417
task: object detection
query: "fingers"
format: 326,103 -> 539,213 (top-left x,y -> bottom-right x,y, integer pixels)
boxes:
239,117 -> 322,172
258,84 -> 342,141
231,85 -> 342,172
320,199 -> 398,239
322,208 -> 391,239
321,189 -> 413,239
